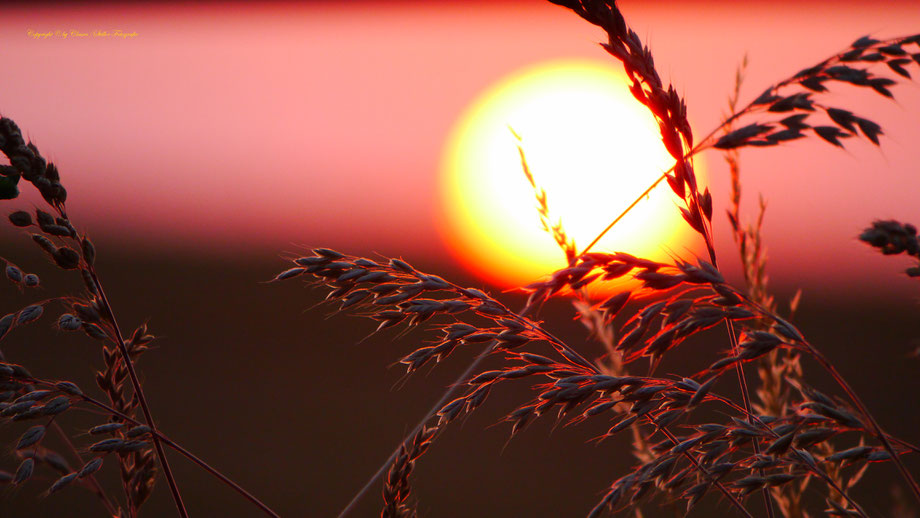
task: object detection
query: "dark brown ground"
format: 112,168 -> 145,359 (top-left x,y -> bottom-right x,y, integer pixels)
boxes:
1,240 -> 918,517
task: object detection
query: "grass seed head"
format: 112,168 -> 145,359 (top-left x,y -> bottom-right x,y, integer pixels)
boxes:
13,458 -> 34,485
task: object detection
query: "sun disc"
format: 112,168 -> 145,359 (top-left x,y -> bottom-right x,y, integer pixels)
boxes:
438,59 -> 704,296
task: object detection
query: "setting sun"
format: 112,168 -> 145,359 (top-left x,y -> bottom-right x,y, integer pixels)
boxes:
439,59 -> 703,294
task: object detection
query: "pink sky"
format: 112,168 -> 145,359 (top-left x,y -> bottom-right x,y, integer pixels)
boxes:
2,1 -> 919,295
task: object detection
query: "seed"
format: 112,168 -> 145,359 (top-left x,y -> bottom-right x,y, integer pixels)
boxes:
55,382 -> 82,396
39,451 -> 70,475
35,209 -> 54,227
16,305 -> 43,325
48,472 -> 77,494
16,425 -> 46,449
53,247 -> 80,269
32,233 -> 56,254
14,390 -> 51,403
600,291 -> 631,319
607,415 -> 639,435
273,267 -> 305,281
8,211 -> 32,227
41,396 -> 71,415
827,446 -> 873,463
82,322 -> 108,340
78,457 -> 103,478
115,439 -> 147,452
81,269 -> 97,294
5,265 -> 22,283
80,237 -> 95,266
520,353 -> 554,365
469,371 -> 503,385
389,258 -> 414,272
2,400 -> 32,416
89,423 -> 124,435
59,314 -> 83,331
126,425 -> 152,438
13,458 -> 34,484
0,314 -> 13,339
73,303 -> 100,323
765,430 -> 795,455
313,248 -> 344,259
89,438 -> 125,452
12,407 -> 44,421
43,224 -> 73,237
294,256 -> 328,267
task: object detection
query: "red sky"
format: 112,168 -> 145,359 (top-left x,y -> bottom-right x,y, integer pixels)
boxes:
2,1 -> 919,295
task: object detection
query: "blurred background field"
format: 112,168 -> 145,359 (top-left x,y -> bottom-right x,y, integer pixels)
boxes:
1,246 -> 918,516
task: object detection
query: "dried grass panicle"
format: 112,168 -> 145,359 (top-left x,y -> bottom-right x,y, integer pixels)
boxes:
0,360 -> 282,516
860,220 -> 920,278
721,55 -> 819,516
279,247 -> 913,517
532,7 -> 775,512
2,115 -> 281,517
287,3 -> 920,517
710,34 -> 920,151
554,1 -> 919,514
513,128 -> 577,263
276,254 -> 756,516
0,118 -> 66,209
381,425 -> 438,518
550,1 -> 715,263
0,116 -> 171,515
0,364 -> 119,502
276,250 -> 596,372
519,250 -> 912,514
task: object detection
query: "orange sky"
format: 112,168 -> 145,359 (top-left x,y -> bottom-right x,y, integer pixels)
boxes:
2,1 -> 919,294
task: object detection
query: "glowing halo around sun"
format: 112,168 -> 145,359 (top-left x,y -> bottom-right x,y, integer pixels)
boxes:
438,59 -> 705,296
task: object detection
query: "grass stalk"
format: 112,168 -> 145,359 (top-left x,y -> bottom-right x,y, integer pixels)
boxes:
85,268 -> 189,518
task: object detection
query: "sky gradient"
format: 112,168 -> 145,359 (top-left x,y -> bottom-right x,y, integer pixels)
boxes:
2,1 -> 920,295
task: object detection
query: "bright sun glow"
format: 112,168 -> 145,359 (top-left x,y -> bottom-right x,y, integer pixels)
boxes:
438,59 -> 704,295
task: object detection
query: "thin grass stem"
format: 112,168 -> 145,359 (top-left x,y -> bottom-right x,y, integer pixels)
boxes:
85,268 -> 189,518
806,344 -> 920,504
21,379 -> 282,518
336,342 -> 495,518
